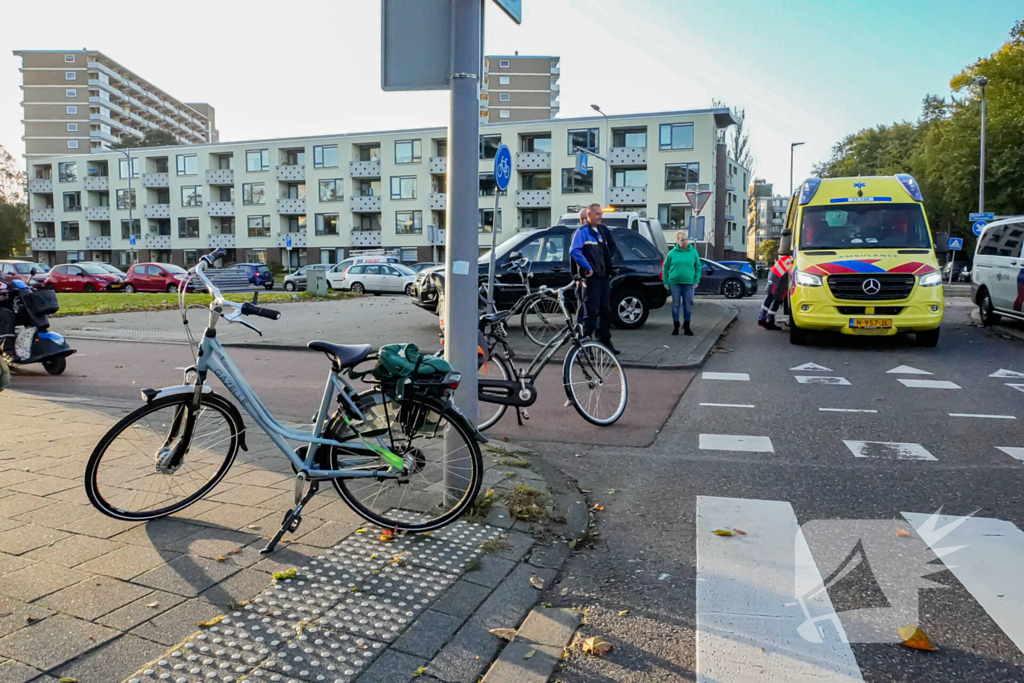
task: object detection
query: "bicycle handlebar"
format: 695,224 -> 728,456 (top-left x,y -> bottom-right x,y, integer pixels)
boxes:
191,249 -> 280,325
241,301 -> 281,320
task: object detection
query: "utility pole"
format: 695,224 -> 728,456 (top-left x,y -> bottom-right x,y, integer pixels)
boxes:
591,104 -> 610,208
977,76 -> 988,213
120,148 -> 135,266
789,142 -> 804,197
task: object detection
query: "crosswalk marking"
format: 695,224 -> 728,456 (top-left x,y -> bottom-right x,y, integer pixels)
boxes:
897,378 -> 961,389
699,434 -> 774,452
820,408 -> 878,413
700,402 -> 755,409
949,413 -> 1016,420
902,512 -> 1024,653
997,447 -> 1024,461
696,497 -> 863,683
796,375 -> 851,385
887,365 -> 932,375
843,440 -> 937,461
702,372 -> 750,381
791,362 -> 833,372
990,369 -> 1024,379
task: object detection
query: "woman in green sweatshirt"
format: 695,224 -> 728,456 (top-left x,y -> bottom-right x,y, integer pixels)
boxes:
662,232 -> 702,336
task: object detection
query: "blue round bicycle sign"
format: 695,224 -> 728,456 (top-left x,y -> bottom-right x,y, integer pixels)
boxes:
972,220 -> 988,236
493,144 -> 512,191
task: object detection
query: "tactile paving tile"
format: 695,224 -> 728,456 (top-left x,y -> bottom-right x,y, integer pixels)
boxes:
130,654 -> 252,682
322,595 -> 416,643
261,627 -> 384,682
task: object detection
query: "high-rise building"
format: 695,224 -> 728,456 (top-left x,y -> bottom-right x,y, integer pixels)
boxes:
747,180 -> 790,262
14,49 -> 218,159
480,55 -> 559,123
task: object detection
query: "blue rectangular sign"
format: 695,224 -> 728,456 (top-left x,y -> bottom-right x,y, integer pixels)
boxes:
969,212 -> 994,222
948,237 -> 963,251
492,0 -> 522,23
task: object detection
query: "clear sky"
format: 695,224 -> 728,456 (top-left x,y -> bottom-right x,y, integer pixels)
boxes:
1,0 -> 1019,194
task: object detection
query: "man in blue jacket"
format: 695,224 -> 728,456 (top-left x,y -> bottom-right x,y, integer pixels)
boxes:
570,203 -> 619,354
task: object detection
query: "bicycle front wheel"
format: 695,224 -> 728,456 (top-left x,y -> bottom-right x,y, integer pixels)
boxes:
563,341 -> 628,426
330,394 -> 483,532
85,392 -> 242,520
521,295 -> 564,347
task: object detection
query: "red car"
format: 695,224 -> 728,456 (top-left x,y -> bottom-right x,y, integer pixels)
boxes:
43,263 -> 124,292
122,262 -> 196,293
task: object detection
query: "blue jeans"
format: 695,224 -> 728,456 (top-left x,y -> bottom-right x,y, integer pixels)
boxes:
670,283 -> 694,323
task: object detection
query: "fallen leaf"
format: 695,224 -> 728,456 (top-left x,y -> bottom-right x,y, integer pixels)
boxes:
215,556 -> 228,562
734,529 -> 747,535
146,601 -> 160,608
592,504 -> 604,511
503,437 -> 510,442
559,587 -> 569,596
59,678 -> 79,682
272,569 -> 298,581
356,529 -> 367,534
489,628 -> 517,641
898,625 -> 938,651
568,539 -> 577,549
713,529 -> 735,537
543,602 -> 552,607
524,649 -> 536,659
370,554 -> 379,560
618,610 -> 628,616
25,616 -> 39,624
529,576 -> 545,590
231,548 -> 242,554
896,529 -> 911,537
606,489 -> 616,494
197,615 -> 225,627
379,534 -> 395,543
423,531 -> 432,536
582,636 -> 612,655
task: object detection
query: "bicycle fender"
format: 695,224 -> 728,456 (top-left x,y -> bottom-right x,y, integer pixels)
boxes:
140,386 -> 247,452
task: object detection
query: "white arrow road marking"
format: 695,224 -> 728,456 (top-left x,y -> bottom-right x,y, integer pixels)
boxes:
897,379 -> 961,389
791,362 -> 833,372
796,376 -> 851,385
844,440 -> 937,461
702,372 -> 750,381
990,369 -> 1024,378
997,447 -> 1024,461
887,365 -> 933,375
1006,384 -> 1024,394
696,497 -> 863,683
699,434 -> 774,452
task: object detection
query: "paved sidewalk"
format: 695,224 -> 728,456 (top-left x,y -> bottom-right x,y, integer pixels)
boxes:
0,391 -> 585,683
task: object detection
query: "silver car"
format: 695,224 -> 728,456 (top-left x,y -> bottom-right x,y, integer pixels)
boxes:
283,264 -> 330,291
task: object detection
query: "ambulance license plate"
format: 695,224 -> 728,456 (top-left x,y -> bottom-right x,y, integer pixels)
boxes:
850,318 -> 892,329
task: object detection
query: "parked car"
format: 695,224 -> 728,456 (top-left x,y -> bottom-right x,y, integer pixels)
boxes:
325,254 -> 401,290
283,264 -> 330,291
87,262 -> 127,278
942,261 -> 971,282
410,224 -> 668,329
122,263 -> 196,293
719,260 -> 757,277
339,263 -> 417,295
1,260 -> 49,287
43,263 -> 124,292
228,263 -> 275,289
696,258 -> 758,299
409,261 -> 442,273
972,216 -> 1024,326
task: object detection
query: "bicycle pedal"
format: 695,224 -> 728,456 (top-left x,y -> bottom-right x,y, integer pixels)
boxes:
521,410 -> 530,420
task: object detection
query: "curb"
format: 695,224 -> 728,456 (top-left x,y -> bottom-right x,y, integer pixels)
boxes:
969,308 -> 1024,342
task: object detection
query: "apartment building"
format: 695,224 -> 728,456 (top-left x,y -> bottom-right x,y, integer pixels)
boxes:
480,55 -> 560,123
746,180 -> 790,262
25,108 -> 745,270
14,49 -> 218,158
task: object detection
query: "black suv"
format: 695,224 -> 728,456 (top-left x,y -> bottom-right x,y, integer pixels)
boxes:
409,225 -> 667,329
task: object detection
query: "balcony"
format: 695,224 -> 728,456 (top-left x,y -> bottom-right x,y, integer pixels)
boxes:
515,190 -> 551,208
350,160 -> 381,178
351,196 -> 382,212
88,79 -> 122,98
276,164 -> 305,182
144,234 -> 173,249
428,157 -> 447,175
206,168 -> 234,185
28,178 -> 52,193
30,208 -> 55,222
208,233 -> 236,249
277,198 -> 306,215
609,186 -> 647,205
142,173 -> 169,188
85,206 -> 110,221
84,175 -> 109,191
277,232 -> 307,248
351,230 -> 382,248
85,235 -> 112,250
516,152 -> 551,171
207,201 -> 235,218
609,147 -> 647,166
30,237 -> 56,251
428,192 -> 447,211
143,203 -> 171,219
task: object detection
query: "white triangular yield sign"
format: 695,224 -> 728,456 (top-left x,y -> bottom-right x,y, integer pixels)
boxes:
790,363 -> 832,372
685,190 -> 713,215
990,369 -> 1024,378
1008,384 -> 1024,393
886,365 -> 932,375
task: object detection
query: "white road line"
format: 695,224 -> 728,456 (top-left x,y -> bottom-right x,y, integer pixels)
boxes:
1008,384 -> 1024,394
948,413 -> 1017,420
819,408 -> 878,413
902,512 -> 1024,653
696,497 -> 863,683
997,447 -> 1024,461
887,364 -> 932,375
699,403 -> 755,409
843,440 -> 937,461
990,369 -> 1024,379
796,376 -> 851,385
699,434 -> 774,452
702,372 -> 750,381
898,379 -> 961,390
791,362 -> 833,372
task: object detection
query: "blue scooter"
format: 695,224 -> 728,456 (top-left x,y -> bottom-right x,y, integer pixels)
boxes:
4,280 -> 75,375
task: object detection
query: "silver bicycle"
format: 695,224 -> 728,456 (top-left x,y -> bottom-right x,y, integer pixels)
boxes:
84,249 -> 484,553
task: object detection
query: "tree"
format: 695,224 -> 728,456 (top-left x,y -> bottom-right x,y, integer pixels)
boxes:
114,128 -> 179,149
0,144 -> 25,204
712,99 -> 753,172
757,239 -> 778,266
0,201 -> 29,258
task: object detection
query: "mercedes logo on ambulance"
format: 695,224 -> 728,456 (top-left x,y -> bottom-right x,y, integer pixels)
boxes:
862,278 -> 882,296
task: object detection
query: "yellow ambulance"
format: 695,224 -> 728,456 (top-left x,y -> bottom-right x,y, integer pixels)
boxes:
785,175 -> 947,347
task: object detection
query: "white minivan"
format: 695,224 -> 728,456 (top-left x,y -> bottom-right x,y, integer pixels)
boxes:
972,216 -> 1024,325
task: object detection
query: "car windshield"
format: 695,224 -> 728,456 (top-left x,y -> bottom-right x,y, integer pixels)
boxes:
13,263 -> 37,274
800,204 -> 931,250
164,264 -> 187,274
99,265 -> 122,274
393,264 -> 415,276
80,264 -> 111,275
480,230 -> 543,264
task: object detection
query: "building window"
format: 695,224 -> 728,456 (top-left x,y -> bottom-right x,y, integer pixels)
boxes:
520,172 -> 551,190
567,128 -> 599,154
246,149 -> 270,172
116,189 -> 136,210
58,162 -> 77,183
394,140 -> 422,164
242,183 -> 266,205
358,144 -> 380,162
358,179 -> 380,197
520,134 -> 552,153
479,135 -> 501,160
396,210 -> 422,235
247,215 -> 271,238
313,145 -> 339,169
181,186 -> 203,207
499,76 -> 510,85
284,149 -> 305,166
499,59 -> 510,68
390,176 -> 417,200
561,168 -> 594,194
435,140 -> 447,157
357,213 -> 381,231
67,141 -> 79,149
65,89 -> 77,98
118,158 -> 140,179
657,204 -> 692,231
154,158 -> 169,173
66,123 -> 78,132
478,174 -> 507,197
63,192 -> 82,211
318,179 -> 343,202
499,93 -> 510,102
178,217 -> 200,239
217,155 -> 233,170
499,110 -> 510,119
613,169 -> 647,188
120,219 -> 141,239
65,72 -> 77,81
286,215 -> 306,232
665,162 -> 700,190
613,129 -> 647,148
61,221 -> 80,241
315,213 -> 339,236
659,123 -> 694,150
64,54 -> 76,63
66,106 -> 77,115
479,209 -> 501,233
176,154 -> 198,176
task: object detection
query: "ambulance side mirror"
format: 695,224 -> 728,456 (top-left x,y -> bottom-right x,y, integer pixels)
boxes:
934,232 -> 949,255
778,228 -> 794,257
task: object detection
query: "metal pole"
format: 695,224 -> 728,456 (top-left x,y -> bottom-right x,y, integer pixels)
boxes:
486,189 -> 499,313
978,77 -> 988,213
591,105 -> 610,208
124,150 -> 135,266
789,142 -> 804,197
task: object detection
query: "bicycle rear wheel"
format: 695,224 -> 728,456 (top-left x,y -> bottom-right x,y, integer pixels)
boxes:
521,295 -> 564,346
477,353 -> 510,431
329,394 -> 482,532
563,340 -> 628,425
85,393 -> 241,520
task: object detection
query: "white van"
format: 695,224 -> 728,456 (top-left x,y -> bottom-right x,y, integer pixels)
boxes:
556,211 -> 669,258
972,216 -> 1024,325
326,252 -> 401,290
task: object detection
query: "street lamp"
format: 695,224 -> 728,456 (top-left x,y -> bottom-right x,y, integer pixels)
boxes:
118,105 -> 137,266
591,104 -> 611,209
790,142 -> 805,197
976,76 -> 989,213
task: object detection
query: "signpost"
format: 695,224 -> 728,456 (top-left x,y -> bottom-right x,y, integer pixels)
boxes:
486,144 -> 512,311
973,220 -> 988,237
574,151 -> 588,175
685,183 -> 714,256
947,237 -> 963,285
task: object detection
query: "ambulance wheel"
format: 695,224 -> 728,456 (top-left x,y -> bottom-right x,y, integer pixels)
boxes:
789,318 -> 809,345
43,357 -> 67,375
916,328 -> 940,348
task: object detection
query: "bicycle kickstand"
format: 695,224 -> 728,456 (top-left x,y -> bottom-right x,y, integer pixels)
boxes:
261,476 -> 320,554
515,407 -> 530,426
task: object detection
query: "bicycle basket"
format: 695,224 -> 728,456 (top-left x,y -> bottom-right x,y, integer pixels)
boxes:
22,289 -> 59,317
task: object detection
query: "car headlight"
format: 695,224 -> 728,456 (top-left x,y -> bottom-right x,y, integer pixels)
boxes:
919,271 -> 942,287
794,270 -> 823,287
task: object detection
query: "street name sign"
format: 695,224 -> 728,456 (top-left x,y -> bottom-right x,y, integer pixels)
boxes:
969,212 -> 994,222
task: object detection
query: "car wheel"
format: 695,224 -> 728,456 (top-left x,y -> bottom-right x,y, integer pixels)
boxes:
722,279 -> 744,299
978,289 -> 1001,326
612,289 -> 649,329
166,284 -> 179,294
284,281 -> 296,291
351,282 -> 365,294
123,284 -> 135,293
83,283 -> 97,293
405,284 -> 414,296
916,328 -> 941,348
